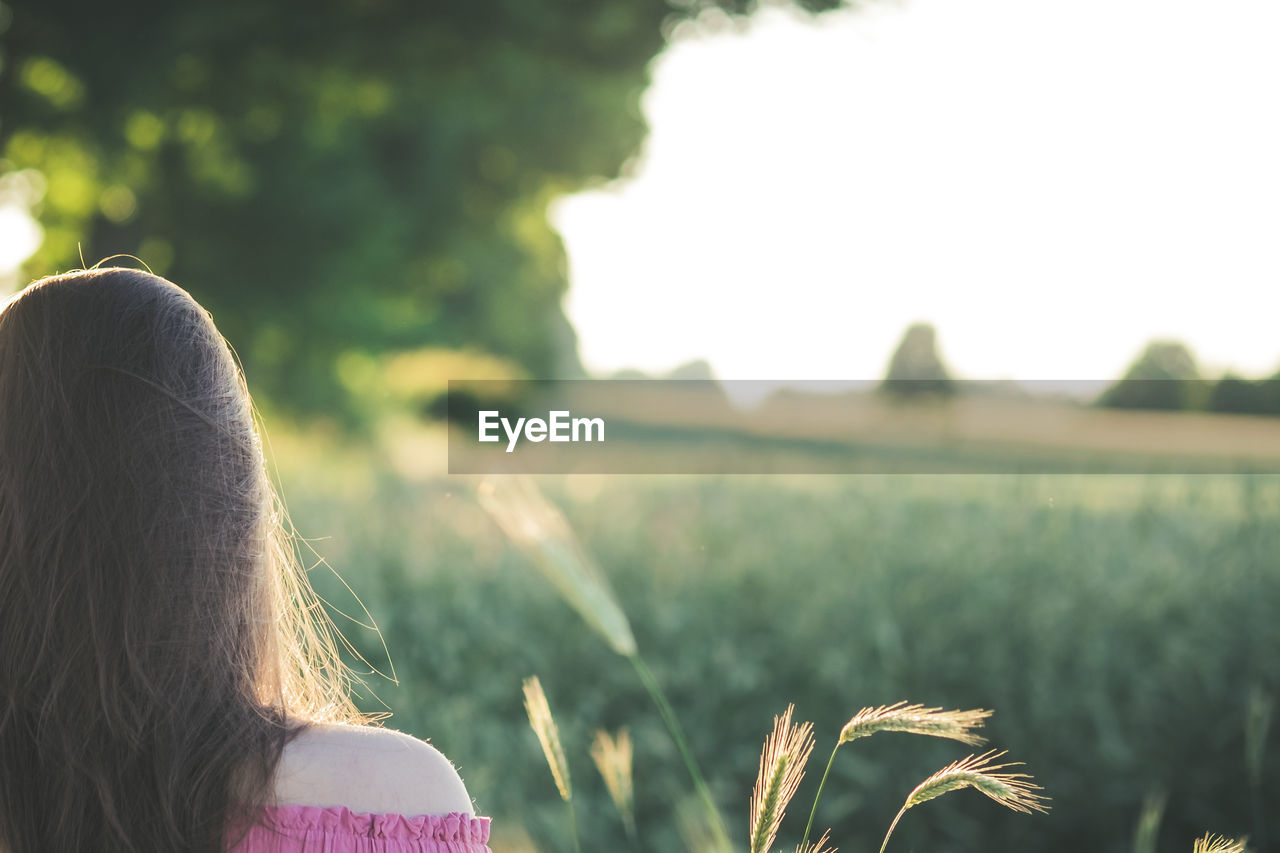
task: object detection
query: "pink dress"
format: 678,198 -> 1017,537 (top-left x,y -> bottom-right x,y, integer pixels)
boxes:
230,804 -> 492,852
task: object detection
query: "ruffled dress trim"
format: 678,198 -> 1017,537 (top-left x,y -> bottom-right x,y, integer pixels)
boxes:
259,805 -> 489,842
232,804 -> 492,851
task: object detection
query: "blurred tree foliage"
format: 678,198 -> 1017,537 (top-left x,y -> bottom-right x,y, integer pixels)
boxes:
0,0 -> 845,424
879,321 -> 955,397
1099,340 -> 1204,412
1207,371 -> 1280,416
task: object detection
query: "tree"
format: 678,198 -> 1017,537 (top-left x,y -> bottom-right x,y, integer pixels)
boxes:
1208,369 -> 1280,416
0,0 -> 848,423
1207,373 -> 1265,415
1265,369 -> 1280,415
1098,340 -> 1202,411
879,322 -> 955,397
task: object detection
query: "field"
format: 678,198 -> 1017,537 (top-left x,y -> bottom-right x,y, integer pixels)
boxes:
268,417 -> 1280,853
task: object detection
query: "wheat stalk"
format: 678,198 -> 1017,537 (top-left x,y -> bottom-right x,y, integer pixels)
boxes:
801,701 -> 992,847
590,727 -> 636,843
522,676 -> 581,853
795,828 -> 836,853
478,476 -> 636,656
880,750 -> 1049,853
488,477 -> 730,851
750,704 -> 816,853
839,701 -> 992,746
1245,685 -> 1272,792
1132,789 -> 1167,853
905,750 -> 1049,811
522,676 -> 572,802
1193,834 -> 1249,853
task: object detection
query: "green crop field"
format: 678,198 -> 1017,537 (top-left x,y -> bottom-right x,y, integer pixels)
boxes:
269,420 -> 1279,853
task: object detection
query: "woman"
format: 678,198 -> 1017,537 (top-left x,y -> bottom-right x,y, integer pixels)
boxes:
0,268 -> 491,852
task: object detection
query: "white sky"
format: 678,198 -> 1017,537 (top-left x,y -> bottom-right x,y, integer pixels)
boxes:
552,0 -> 1280,381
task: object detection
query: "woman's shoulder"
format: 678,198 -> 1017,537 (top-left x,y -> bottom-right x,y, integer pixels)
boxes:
272,721 -> 476,818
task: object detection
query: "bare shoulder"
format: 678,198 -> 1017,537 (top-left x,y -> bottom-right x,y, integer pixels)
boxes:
273,722 -> 476,817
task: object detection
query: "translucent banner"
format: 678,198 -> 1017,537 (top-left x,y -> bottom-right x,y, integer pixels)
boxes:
445,380 -> 1280,474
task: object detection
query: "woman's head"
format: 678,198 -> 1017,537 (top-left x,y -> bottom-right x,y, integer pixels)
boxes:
0,267 -> 360,851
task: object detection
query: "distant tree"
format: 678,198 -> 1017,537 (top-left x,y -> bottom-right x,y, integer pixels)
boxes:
1099,340 -> 1202,411
1207,373 -> 1268,415
880,322 -> 955,397
665,359 -> 716,381
1261,369 -> 1280,415
606,360 -> 716,380
608,368 -> 651,380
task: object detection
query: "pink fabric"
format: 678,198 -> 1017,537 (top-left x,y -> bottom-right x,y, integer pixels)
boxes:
230,804 -> 492,853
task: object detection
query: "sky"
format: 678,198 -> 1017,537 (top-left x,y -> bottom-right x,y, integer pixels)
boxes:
551,0 -> 1280,382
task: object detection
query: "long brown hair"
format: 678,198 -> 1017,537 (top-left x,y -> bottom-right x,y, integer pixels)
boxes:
0,268 -> 365,852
